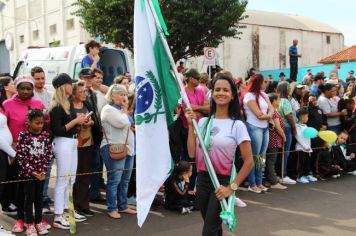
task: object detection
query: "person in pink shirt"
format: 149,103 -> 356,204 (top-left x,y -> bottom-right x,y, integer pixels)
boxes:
180,69 -> 210,128
176,69 -> 210,193
198,73 -> 210,95
2,75 -> 51,233
2,76 -> 47,142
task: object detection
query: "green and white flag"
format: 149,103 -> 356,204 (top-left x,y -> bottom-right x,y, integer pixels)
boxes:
134,0 -> 181,227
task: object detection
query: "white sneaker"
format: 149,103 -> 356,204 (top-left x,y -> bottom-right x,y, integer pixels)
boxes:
64,211 -> 87,222
352,170 -> 356,176
337,174 -> 341,178
53,216 -> 70,230
331,174 -> 338,179
3,203 -> 17,216
248,186 -> 261,194
181,207 -> 191,214
297,176 -> 309,184
281,176 -> 297,184
234,197 -> 247,208
42,206 -> 53,214
306,175 -> 318,182
75,210 -> 87,222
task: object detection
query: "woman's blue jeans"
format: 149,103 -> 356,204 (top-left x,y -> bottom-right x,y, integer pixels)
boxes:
101,145 -> 134,213
283,126 -> 293,177
246,123 -> 269,187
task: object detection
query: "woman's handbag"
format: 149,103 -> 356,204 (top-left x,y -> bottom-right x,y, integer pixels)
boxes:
103,127 -> 130,160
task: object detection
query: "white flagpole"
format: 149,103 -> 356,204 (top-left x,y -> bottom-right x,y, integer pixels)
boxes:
146,0 -> 228,211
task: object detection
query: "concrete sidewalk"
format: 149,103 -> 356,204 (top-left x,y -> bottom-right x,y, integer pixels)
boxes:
1,175 -> 356,236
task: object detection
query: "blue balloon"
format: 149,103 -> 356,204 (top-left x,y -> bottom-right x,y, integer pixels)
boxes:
303,127 -> 318,139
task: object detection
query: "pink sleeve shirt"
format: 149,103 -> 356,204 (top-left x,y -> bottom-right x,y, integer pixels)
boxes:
180,87 -> 207,128
196,118 -> 250,176
3,96 -> 46,142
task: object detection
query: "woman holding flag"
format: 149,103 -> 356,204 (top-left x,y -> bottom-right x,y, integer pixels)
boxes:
186,75 -> 253,236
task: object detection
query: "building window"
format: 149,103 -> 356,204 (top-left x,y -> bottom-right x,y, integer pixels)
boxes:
33,30 -> 39,40
66,19 -> 74,30
49,24 -> 57,35
19,35 -> 24,43
326,35 -> 331,44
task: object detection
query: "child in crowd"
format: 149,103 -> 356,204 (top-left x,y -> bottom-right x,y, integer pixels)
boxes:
331,131 -> 356,175
295,109 -> 318,184
307,95 -> 328,173
15,109 -> 53,236
316,141 -> 342,179
307,95 -> 327,132
339,98 -> 356,142
164,161 -> 194,214
81,40 -> 101,70
266,93 -> 287,189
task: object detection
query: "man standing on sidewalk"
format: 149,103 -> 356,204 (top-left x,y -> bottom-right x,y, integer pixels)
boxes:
31,66 -> 53,213
289,40 -> 302,82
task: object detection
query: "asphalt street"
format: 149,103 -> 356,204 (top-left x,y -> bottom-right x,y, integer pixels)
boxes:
1,175 -> 356,236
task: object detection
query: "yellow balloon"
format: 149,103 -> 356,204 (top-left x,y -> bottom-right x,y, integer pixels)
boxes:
318,130 -> 337,143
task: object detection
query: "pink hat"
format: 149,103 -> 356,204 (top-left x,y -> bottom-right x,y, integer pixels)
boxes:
14,75 -> 34,88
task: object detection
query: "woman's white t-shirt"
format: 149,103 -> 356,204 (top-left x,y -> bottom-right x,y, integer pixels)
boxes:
196,118 -> 250,176
317,95 -> 340,126
243,92 -> 269,128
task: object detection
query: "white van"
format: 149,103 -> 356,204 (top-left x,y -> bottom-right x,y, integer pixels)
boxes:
13,44 -> 130,88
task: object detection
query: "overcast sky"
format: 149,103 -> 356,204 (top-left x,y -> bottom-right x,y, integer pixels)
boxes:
247,0 -> 356,46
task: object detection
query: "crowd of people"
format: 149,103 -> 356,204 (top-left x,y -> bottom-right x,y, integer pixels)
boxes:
0,40 -> 138,236
167,60 -> 356,234
0,39 -> 355,236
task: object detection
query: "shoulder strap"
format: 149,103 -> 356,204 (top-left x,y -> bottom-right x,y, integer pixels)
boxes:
102,128 -> 110,145
260,92 -> 268,102
103,126 -> 130,145
124,127 -> 130,145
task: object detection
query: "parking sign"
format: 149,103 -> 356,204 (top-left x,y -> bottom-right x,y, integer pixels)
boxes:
203,47 -> 216,66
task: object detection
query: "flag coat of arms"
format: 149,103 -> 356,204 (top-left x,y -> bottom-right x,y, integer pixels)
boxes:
134,0 -> 181,227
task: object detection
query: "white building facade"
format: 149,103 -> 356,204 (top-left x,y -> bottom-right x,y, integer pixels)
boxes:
0,0 -> 91,73
1,3 -> 345,77
188,10 -> 344,78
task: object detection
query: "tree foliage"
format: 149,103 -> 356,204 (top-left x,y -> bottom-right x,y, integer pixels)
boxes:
73,0 -> 248,60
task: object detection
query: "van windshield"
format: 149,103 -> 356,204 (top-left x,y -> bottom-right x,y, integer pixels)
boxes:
73,62 -> 82,81
100,49 -> 128,86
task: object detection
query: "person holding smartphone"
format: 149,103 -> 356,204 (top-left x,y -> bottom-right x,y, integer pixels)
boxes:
79,68 -> 105,204
71,81 -> 98,218
49,74 -> 88,230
